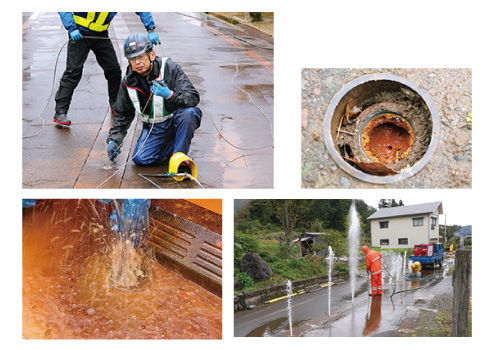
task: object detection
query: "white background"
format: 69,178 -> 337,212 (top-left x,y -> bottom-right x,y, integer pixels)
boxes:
7,0 -> 496,348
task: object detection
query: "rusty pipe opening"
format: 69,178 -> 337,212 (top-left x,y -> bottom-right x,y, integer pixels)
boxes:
323,73 -> 440,184
361,113 -> 414,164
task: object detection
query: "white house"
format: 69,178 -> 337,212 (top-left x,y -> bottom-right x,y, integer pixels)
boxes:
367,202 -> 443,249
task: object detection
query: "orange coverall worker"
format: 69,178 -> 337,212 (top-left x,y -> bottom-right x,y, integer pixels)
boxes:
362,245 -> 383,296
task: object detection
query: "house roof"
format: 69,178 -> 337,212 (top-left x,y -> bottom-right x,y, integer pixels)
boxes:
367,201 -> 443,220
291,232 -> 326,243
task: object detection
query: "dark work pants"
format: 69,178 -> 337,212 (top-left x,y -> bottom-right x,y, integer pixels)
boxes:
54,36 -> 122,113
132,107 -> 202,166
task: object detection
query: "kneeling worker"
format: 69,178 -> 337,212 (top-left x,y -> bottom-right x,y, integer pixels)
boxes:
106,33 -> 202,178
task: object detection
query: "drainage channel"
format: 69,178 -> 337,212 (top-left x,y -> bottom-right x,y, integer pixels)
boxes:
146,200 -> 223,297
324,74 -> 440,184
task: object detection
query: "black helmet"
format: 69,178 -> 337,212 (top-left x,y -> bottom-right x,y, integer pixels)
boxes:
123,33 -> 153,59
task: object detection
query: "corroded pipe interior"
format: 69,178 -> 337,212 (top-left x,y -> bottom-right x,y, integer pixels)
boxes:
361,113 -> 414,164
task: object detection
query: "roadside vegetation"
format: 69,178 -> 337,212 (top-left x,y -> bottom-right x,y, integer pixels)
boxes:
234,199 -> 468,292
234,199 -> 375,291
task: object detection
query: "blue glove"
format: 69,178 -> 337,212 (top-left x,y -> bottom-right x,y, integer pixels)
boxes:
107,141 -> 120,162
69,29 -> 83,41
148,30 -> 160,45
150,80 -> 173,99
22,199 -> 38,208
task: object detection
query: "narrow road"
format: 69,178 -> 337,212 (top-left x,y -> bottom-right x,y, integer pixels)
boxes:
235,258 -> 453,337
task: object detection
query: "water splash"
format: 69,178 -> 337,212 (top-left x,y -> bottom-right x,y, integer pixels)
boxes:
286,279 -> 293,336
383,251 -> 403,282
403,250 -> 407,278
327,246 -> 335,315
347,200 -> 360,303
109,199 -> 151,288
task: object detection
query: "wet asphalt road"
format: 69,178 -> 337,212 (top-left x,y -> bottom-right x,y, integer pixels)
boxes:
234,258 -> 453,337
22,12 -> 274,189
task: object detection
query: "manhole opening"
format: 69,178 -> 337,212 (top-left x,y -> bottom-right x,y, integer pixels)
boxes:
324,74 -> 440,183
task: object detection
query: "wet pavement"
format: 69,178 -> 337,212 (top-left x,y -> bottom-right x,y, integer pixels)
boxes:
234,259 -> 453,337
301,68 -> 472,188
22,12 -> 274,189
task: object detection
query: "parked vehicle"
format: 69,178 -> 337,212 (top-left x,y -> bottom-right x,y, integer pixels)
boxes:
409,243 -> 444,268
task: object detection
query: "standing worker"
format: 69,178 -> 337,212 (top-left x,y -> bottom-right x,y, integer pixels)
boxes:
106,33 -> 202,178
362,245 -> 383,296
54,12 -> 161,126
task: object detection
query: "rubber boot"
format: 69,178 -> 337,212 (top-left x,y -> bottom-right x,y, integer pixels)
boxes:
54,112 -> 71,126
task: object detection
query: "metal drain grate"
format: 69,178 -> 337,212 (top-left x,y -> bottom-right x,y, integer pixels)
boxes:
146,204 -> 222,296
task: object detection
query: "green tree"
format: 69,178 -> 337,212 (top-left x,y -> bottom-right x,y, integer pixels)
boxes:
378,199 -> 404,209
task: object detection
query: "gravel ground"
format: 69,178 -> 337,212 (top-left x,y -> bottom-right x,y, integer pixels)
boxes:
414,293 -> 453,336
301,68 -> 472,188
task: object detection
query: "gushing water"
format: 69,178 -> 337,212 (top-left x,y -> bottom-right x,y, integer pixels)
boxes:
109,199 -> 151,288
347,200 -> 360,303
327,246 -> 335,315
286,279 -> 293,336
22,199 -> 222,339
403,250 -> 407,278
383,251 -> 403,282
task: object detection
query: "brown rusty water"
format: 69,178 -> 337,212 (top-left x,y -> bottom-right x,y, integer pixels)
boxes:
361,113 -> 414,164
22,199 -> 222,339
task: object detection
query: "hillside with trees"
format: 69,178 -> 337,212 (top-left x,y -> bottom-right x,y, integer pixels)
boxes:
234,199 -> 377,290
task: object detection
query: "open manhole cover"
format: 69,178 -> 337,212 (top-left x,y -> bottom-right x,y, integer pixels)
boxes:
324,74 -> 440,184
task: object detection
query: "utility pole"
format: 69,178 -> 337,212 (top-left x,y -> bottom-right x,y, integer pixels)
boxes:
444,214 -> 447,246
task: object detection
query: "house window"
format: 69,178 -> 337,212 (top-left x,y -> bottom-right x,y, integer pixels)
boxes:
398,238 -> 408,245
413,217 -> 424,226
380,221 -> 389,229
380,239 -> 389,245
431,217 -> 437,230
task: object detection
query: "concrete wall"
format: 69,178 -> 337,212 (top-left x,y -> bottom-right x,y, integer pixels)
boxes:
235,273 -> 346,310
371,210 -> 440,248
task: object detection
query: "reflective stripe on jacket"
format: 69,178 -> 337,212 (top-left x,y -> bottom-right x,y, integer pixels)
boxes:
59,12 -> 154,36
126,57 -> 173,124
365,250 -> 383,275
73,12 -> 112,32
107,56 -> 200,146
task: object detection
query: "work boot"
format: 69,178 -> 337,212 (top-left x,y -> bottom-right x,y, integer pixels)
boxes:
54,112 -> 71,126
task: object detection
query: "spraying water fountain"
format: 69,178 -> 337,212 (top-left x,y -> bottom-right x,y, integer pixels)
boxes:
287,279 -> 293,336
382,251 -> 403,283
403,250 -> 407,279
348,200 -> 361,303
108,199 -> 151,290
327,246 -> 335,315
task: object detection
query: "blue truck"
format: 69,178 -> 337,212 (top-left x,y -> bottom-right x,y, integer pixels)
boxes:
409,243 -> 444,268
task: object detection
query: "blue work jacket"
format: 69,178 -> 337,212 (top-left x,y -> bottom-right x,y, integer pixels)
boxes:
58,12 -> 155,36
